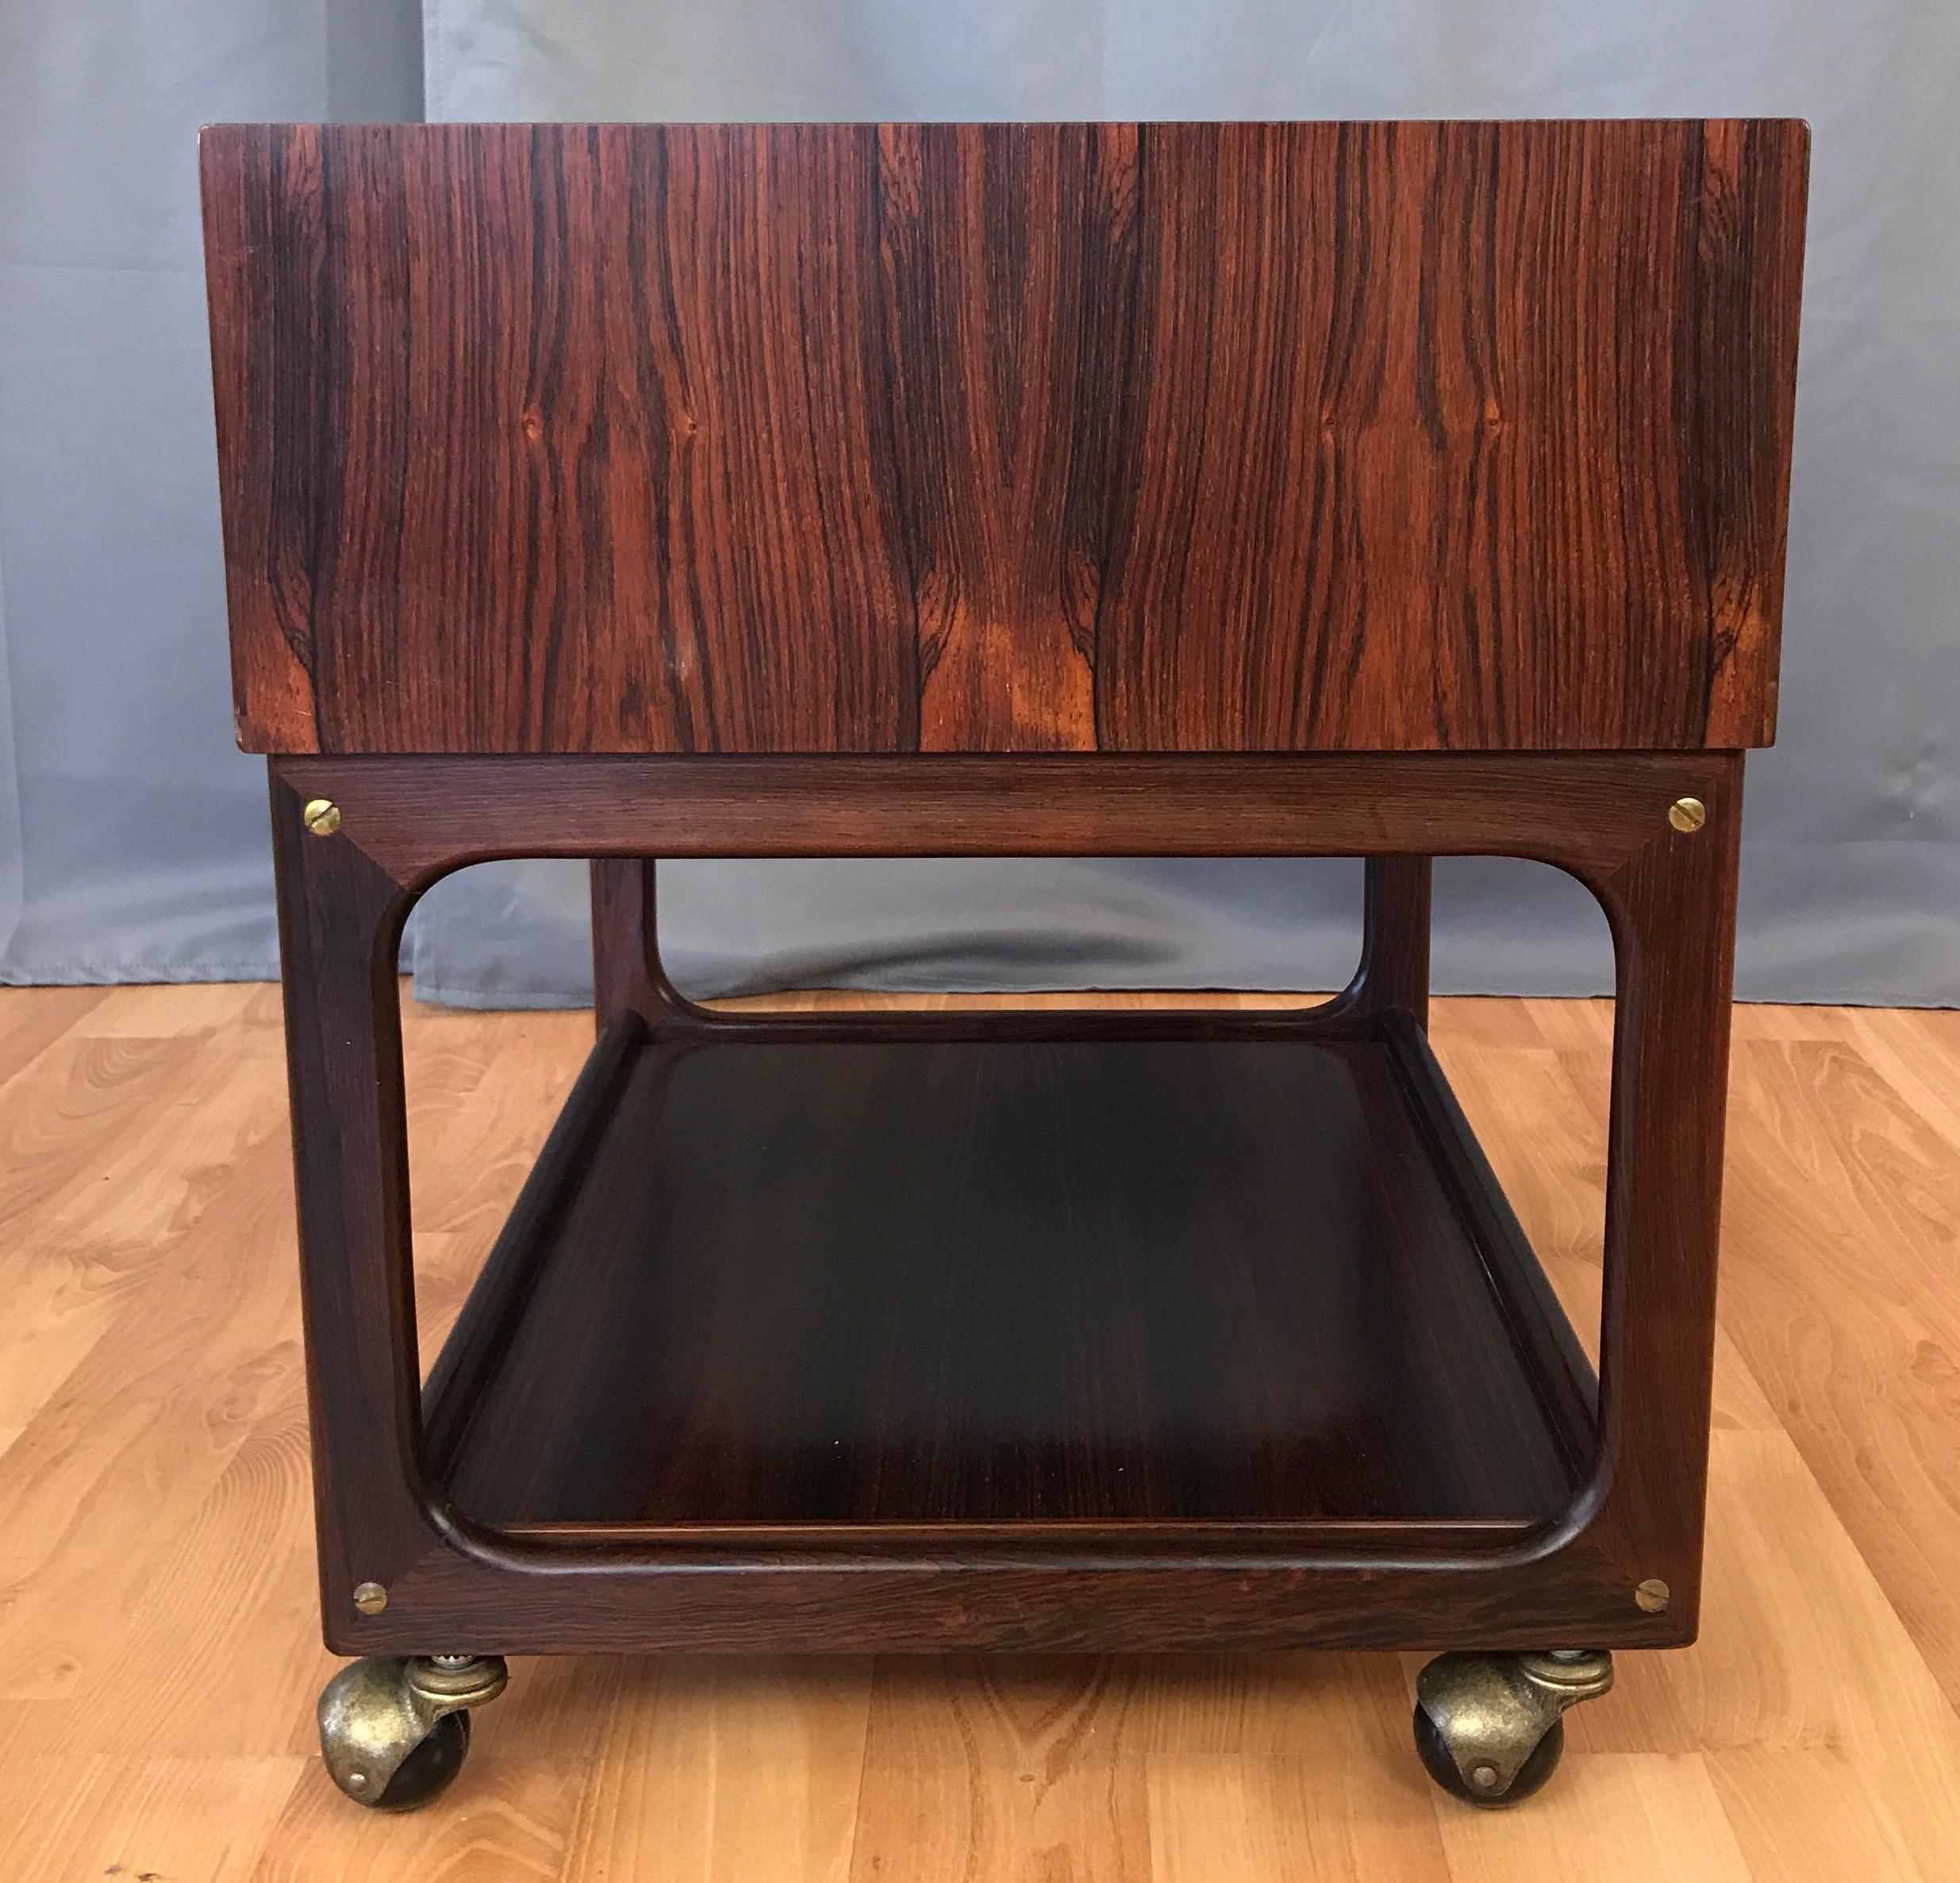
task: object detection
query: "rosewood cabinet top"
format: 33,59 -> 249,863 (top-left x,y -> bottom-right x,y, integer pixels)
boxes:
201,119 -> 1807,756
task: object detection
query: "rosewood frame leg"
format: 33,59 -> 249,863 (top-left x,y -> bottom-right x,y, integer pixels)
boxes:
269,751 -> 1741,1657
1354,856 -> 1432,1026
590,859 -> 659,1032
270,773 -> 448,1647
589,857 -> 706,1036
1581,766 -> 1743,1631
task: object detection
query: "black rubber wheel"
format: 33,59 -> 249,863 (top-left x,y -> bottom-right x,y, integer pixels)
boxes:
1412,1703 -> 1564,1808
374,1710 -> 471,1811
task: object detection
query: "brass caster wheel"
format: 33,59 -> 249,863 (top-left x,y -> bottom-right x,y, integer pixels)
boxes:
317,1653 -> 509,1810
1412,1649 -> 1613,1808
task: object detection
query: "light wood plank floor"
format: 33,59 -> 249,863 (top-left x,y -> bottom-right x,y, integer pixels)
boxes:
1,982 -> 1957,1880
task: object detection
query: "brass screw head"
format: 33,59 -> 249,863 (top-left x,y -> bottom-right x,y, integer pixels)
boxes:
302,797 -> 343,837
1635,1577 -> 1671,1613
352,1580 -> 388,1616
1668,796 -> 1708,834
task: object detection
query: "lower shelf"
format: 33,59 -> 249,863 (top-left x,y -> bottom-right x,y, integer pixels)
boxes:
425,1009 -> 1597,1535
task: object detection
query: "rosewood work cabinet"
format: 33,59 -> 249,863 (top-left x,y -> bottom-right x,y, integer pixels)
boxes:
201,118 -> 1808,1811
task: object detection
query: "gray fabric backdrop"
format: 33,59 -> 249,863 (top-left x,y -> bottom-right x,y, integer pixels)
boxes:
2,0 -> 1954,1005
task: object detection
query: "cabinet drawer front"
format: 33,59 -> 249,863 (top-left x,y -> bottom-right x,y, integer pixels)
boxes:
203,119 -> 1806,755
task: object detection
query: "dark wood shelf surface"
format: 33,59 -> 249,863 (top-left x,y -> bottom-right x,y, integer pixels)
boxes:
428,1017 -> 1596,1535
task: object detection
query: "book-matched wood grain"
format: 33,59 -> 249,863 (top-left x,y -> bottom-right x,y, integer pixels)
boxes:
200,120 -> 1807,756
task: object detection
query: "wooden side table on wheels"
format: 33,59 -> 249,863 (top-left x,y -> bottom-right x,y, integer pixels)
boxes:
200,117 -> 1808,1812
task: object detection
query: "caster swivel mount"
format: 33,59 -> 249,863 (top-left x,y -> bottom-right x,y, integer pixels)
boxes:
317,1653 -> 509,1809
315,1645 -> 1608,1812
1413,1649 -> 1614,1808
